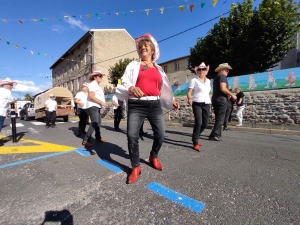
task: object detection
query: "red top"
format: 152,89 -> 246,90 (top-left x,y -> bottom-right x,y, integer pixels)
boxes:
135,64 -> 162,96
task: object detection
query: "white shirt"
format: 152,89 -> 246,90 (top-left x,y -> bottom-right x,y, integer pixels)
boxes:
0,88 -> 14,117
112,95 -> 123,110
188,77 -> 211,104
75,91 -> 88,109
45,99 -> 57,112
86,80 -> 105,109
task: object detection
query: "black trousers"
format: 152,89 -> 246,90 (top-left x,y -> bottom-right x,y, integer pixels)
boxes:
192,102 -> 211,145
114,106 -> 122,129
45,111 -> 56,126
224,104 -> 233,128
78,108 -> 88,127
209,101 -> 227,138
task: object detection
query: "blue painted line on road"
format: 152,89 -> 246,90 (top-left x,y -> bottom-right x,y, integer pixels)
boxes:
0,151 -> 75,169
146,182 -> 205,213
96,159 -> 123,173
76,148 -> 91,156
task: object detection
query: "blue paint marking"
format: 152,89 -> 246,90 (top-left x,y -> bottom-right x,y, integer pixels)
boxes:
76,148 -> 91,156
96,159 -> 123,173
146,182 -> 205,213
0,150 -> 75,169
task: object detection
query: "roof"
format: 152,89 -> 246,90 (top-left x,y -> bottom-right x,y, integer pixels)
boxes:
159,55 -> 190,65
49,29 -> 133,69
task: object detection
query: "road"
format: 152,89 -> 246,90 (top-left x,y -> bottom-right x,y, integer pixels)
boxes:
0,117 -> 299,224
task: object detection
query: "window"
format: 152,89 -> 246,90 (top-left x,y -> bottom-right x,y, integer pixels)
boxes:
175,62 -> 179,70
163,65 -> 168,73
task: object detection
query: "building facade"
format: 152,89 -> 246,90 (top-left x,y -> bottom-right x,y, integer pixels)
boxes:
50,29 -> 138,95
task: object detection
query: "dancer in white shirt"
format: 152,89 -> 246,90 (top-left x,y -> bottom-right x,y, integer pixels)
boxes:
44,94 -> 57,128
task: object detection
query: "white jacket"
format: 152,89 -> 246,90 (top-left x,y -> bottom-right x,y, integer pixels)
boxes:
116,60 -> 174,110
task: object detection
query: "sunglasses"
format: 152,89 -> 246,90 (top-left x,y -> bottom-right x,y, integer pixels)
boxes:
197,68 -> 207,71
95,75 -> 103,78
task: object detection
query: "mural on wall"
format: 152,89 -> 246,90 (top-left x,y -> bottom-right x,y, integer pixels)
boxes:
171,67 -> 300,96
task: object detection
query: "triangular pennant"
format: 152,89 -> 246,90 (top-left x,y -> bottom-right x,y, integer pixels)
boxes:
212,0 -> 218,6
38,52 -> 40,56
57,17 -> 62,21
189,4 -> 195,12
130,10 -> 134,13
145,9 -> 150,15
30,50 -> 34,54
72,16 -> 76,18
23,47 -> 27,50
179,6 -> 184,13
223,0 -> 227,3
6,41 -> 10,45
64,16 -> 69,19
87,14 -> 91,18
115,12 -> 119,16
123,12 -> 127,16
2,19 -> 7,23
95,14 -> 100,18
44,54 -> 48,57
15,45 -> 19,48
18,19 -> 23,23
159,8 -> 164,14
49,18 -> 54,20
40,18 -> 44,22
32,18 -> 37,22
201,2 -> 206,8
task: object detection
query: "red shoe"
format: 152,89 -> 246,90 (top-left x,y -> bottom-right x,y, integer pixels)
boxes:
193,145 -> 200,151
128,166 -> 141,183
149,156 -> 163,171
198,141 -> 203,146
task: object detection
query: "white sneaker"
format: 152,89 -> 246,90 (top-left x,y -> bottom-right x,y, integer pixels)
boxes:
236,124 -> 242,127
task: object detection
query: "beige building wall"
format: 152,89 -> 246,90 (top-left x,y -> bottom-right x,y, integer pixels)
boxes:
50,29 -> 138,95
159,56 -> 196,86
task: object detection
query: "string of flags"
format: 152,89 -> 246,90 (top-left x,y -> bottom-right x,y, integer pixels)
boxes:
0,1 -> 226,24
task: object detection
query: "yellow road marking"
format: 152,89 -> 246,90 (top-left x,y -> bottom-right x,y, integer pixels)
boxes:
0,135 -> 75,154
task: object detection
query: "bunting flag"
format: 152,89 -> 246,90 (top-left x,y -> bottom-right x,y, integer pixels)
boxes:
18,19 -> 23,23
23,47 -> 26,50
44,54 -> 48,57
64,16 -> 69,19
15,44 -> 19,48
223,0 -> 227,3
115,12 -> 119,16
145,9 -> 150,16
95,13 -> 100,18
201,2 -> 206,8
189,4 -> 195,12
49,18 -> 54,20
87,14 -> 91,18
32,18 -> 37,22
38,52 -> 41,56
30,50 -> 34,54
40,18 -> 44,22
159,8 -> 164,14
212,0 -> 218,6
6,41 -> 10,45
123,12 -> 127,16
179,6 -> 184,12
2,19 -> 7,23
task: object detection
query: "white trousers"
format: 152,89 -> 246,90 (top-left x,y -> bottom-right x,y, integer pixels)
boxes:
236,106 -> 245,125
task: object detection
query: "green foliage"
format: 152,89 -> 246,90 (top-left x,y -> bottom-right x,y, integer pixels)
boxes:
189,0 -> 300,78
108,58 -> 136,86
24,93 -> 33,101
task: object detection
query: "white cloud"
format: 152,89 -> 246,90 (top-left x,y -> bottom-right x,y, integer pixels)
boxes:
11,79 -> 52,97
65,17 -> 90,32
51,25 -> 65,32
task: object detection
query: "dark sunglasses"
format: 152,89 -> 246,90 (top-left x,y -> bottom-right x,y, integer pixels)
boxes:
197,68 -> 207,71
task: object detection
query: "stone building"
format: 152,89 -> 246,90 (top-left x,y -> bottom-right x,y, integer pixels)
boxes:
50,29 -> 138,95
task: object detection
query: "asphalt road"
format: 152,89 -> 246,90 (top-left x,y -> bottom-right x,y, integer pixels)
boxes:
0,117 -> 299,225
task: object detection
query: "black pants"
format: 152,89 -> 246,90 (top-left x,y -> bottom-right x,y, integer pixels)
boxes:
114,106 -> 122,129
192,102 -> 211,145
223,104 -> 233,128
45,111 -> 56,126
209,101 -> 227,138
78,108 -> 88,127
127,99 -> 164,167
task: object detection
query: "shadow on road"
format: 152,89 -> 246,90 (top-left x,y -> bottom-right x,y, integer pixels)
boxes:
41,209 -> 73,225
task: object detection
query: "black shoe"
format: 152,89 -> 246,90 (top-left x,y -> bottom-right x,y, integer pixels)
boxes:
115,128 -> 121,132
209,136 -> 221,141
139,131 -> 148,135
223,127 -> 229,131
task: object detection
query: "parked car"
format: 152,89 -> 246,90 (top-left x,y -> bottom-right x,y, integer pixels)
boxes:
19,103 -> 35,121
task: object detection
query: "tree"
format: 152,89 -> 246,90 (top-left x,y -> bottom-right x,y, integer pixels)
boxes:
108,58 -> 136,86
24,93 -> 33,101
189,0 -> 300,78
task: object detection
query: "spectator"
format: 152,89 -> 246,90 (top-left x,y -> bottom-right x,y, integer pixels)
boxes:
209,63 -> 237,141
223,88 -> 236,130
0,78 -> 16,133
112,94 -> 123,132
235,87 -> 245,126
45,94 -> 58,128
74,82 -> 89,136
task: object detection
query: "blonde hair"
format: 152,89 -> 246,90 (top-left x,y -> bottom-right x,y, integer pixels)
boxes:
138,39 -> 155,61
236,87 -> 241,91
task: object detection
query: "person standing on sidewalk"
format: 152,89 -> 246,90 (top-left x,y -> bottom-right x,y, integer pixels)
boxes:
209,63 -> 237,141
82,71 -> 108,147
116,33 -> 180,184
74,82 -> 89,136
112,94 -> 123,132
44,94 -> 57,128
187,62 -> 211,151
235,87 -> 245,126
0,78 -> 16,133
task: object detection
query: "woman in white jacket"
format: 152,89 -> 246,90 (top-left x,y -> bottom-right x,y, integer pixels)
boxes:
116,33 -> 180,184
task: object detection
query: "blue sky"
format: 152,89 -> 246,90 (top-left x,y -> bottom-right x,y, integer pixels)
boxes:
0,0 -> 263,98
